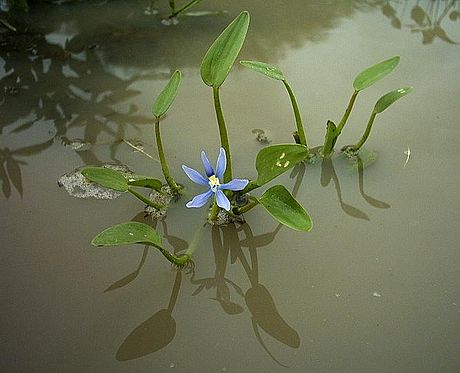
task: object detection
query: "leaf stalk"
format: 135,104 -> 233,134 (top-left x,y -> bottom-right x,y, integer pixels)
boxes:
212,86 -> 232,182
155,116 -> 181,193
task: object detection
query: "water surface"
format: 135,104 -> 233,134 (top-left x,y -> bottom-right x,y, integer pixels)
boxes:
1,1 -> 459,372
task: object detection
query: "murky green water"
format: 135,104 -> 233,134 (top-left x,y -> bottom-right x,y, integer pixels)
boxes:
1,1 -> 459,372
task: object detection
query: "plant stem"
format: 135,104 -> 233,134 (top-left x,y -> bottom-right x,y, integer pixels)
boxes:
321,120 -> 337,158
170,0 -> 203,18
282,79 -> 308,151
184,223 -> 204,258
234,197 -> 259,215
212,86 -> 232,183
155,116 -> 181,193
350,111 -> 377,152
209,198 -> 220,222
128,187 -> 164,209
335,90 -> 359,137
242,180 -> 258,194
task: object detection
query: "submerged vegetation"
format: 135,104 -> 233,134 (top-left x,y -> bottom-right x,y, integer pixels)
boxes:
63,11 -> 412,268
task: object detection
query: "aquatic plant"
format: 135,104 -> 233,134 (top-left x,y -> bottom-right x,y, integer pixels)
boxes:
64,10 -> 412,268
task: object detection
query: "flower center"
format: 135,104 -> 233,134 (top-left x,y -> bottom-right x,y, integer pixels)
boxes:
208,174 -> 220,191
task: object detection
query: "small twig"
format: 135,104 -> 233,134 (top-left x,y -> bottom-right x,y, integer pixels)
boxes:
122,139 -> 157,161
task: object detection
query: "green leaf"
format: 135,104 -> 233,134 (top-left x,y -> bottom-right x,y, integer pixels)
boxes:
255,144 -> 309,186
373,87 -> 413,113
258,185 -> 312,231
200,11 -> 250,88
240,60 -> 284,81
91,222 -> 162,247
353,56 -> 400,91
126,175 -> 163,191
152,70 -> 182,118
81,167 -> 128,192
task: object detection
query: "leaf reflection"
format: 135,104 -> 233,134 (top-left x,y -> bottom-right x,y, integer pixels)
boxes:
116,270 -> 181,361
0,139 -> 53,198
380,0 -> 460,45
320,156 -> 370,221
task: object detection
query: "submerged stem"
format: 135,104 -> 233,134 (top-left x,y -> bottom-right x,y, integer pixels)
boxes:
282,80 -> 308,150
170,0 -> 203,17
168,0 -> 175,13
128,188 -> 164,209
212,86 -> 232,182
155,117 -> 181,193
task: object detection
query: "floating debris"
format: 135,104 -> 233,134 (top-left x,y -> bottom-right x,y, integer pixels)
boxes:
62,138 -> 92,152
161,17 -> 179,26
58,164 -> 133,199
252,128 -> 271,145
372,292 -> 382,297
208,208 -> 244,226
144,185 -> 174,218
403,145 -> 411,168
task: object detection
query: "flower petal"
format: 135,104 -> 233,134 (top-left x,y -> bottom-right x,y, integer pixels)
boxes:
185,189 -> 213,208
215,189 -> 231,211
215,147 -> 227,180
220,178 -> 249,191
182,165 -> 208,185
200,151 -> 214,177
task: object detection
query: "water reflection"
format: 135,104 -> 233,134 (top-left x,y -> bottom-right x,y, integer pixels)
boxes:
4,0 -> 448,199
117,270 -> 181,361
0,138 -> 53,198
320,154 -> 391,220
378,0 -> 459,44
191,223 -> 300,368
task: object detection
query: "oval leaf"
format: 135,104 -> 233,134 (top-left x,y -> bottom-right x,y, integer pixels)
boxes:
126,175 -> 163,191
201,11 -> 250,88
258,185 -> 312,231
91,222 -> 162,247
240,60 -> 284,81
152,70 -> 182,118
374,87 -> 413,113
256,144 -> 309,186
353,56 -> 400,91
82,167 -> 128,192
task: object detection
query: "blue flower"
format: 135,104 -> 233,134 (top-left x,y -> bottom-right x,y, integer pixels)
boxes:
182,148 -> 249,211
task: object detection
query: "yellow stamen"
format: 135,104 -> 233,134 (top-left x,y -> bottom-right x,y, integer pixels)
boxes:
208,174 -> 220,187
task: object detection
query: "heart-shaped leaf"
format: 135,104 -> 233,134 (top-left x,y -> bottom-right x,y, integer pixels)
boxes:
126,175 -> 163,191
374,87 -> 413,113
91,222 -> 162,247
201,11 -> 250,88
152,70 -> 182,118
258,185 -> 312,231
81,167 -> 128,192
255,144 -> 308,187
353,56 -> 400,91
240,60 -> 284,81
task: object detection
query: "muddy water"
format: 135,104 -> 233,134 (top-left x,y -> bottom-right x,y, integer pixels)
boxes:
1,1 -> 459,372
